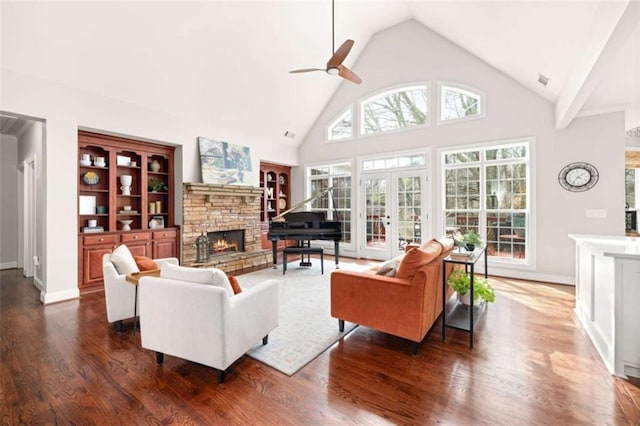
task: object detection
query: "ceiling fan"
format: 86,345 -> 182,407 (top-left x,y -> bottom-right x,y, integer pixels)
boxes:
289,0 -> 362,84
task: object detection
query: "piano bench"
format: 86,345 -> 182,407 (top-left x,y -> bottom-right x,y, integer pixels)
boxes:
282,247 -> 324,275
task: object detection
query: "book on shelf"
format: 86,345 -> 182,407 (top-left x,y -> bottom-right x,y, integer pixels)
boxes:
118,210 -> 138,214
82,226 -> 104,233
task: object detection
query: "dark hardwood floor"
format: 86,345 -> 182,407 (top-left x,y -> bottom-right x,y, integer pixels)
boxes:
1,262 -> 639,425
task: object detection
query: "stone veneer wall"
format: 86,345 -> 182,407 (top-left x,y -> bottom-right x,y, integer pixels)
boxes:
182,183 -> 270,272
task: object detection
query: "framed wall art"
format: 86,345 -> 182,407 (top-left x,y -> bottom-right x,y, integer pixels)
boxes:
197,137 -> 253,185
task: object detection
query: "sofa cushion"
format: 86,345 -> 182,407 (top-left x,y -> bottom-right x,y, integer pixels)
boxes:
160,263 -> 234,297
228,275 -> 243,295
110,244 -> 140,275
376,258 -> 401,277
134,256 -> 158,271
436,235 -> 455,251
396,240 -> 443,279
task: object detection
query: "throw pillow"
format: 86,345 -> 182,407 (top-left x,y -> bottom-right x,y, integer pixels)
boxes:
110,244 -> 140,275
436,235 -> 455,251
134,256 -> 158,271
375,258 -> 400,277
227,275 -> 242,294
396,240 -> 443,280
160,263 -> 234,297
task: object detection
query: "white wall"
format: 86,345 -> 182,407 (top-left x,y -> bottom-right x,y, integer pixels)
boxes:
298,20 -> 626,283
0,134 -> 18,269
0,69 -> 298,304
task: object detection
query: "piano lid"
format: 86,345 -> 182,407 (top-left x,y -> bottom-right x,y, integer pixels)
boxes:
272,187 -> 334,222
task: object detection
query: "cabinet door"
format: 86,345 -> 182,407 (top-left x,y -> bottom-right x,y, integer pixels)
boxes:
153,239 -> 176,259
82,245 -> 113,288
152,229 -> 177,259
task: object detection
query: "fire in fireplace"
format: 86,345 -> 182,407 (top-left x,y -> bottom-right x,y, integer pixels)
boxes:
207,230 -> 245,255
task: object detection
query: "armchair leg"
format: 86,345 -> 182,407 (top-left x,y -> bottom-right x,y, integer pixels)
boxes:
262,335 -> 269,345
217,370 -> 225,384
410,342 -> 419,355
114,320 -> 123,333
155,352 -> 164,364
338,319 -> 345,332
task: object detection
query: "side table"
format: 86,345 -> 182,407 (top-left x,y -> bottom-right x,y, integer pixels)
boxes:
125,269 -> 161,332
442,246 -> 488,348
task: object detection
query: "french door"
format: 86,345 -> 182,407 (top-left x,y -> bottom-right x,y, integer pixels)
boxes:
361,171 -> 428,260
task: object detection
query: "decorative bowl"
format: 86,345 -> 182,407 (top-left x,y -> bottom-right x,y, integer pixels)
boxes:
118,219 -> 133,231
82,171 -> 100,185
94,161 -> 106,168
79,159 -> 92,167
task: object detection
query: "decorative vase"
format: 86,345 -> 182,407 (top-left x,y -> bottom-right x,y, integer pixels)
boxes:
119,175 -> 132,186
150,159 -> 161,172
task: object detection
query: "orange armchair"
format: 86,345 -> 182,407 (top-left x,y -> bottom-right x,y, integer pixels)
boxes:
330,237 -> 455,354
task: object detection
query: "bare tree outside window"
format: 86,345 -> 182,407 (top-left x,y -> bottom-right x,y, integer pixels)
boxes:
361,87 -> 427,134
440,85 -> 482,121
328,109 -> 352,141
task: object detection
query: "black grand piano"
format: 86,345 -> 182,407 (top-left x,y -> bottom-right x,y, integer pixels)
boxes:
267,187 -> 342,268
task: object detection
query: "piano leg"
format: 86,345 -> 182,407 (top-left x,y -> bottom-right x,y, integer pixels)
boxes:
271,240 -> 278,269
334,240 -> 340,269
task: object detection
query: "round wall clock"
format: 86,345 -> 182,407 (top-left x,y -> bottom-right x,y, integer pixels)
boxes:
558,162 -> 599,192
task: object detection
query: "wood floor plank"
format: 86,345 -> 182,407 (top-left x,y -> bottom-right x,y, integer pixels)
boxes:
1,265 -> 639,424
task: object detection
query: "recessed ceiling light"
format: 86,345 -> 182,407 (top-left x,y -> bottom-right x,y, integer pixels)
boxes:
538,73 -> 549,87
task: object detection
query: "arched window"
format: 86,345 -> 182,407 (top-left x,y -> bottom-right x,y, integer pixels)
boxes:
360,85 -> 428,135
439,83 -> 483,122
327,108 -> 353,142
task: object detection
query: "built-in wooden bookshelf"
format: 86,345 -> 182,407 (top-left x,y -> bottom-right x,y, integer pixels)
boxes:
77,131 -> 179,292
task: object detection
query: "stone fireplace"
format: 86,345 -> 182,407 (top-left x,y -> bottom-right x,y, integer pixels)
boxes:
182,183 -> 270,272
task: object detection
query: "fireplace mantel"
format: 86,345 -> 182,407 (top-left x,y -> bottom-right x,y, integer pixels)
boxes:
183,183 -> 263,202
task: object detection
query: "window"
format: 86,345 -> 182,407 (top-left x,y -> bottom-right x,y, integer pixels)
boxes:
360,85 -> 428,135
327,108 -> 353,141
439,83 -> 483,122
307,162 -> 352,244
442,141 -> 530,263
362,153 -> 425,171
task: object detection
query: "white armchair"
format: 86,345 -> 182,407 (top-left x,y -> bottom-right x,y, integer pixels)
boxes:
102,253 -> 178,332
138,275 -> 279,383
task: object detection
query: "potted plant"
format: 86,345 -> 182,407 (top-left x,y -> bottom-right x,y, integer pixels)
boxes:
447,270 -> 496,305
461,230 -> 482,251
148,178 -> 168,192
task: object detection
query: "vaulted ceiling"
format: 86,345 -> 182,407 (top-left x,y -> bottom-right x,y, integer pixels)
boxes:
1,1 -> 639,142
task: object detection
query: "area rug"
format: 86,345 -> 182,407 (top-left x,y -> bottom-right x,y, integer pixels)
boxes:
240,259 -> 370,376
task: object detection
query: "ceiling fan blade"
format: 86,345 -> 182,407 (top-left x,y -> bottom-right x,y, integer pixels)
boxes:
327,39 -> 354,69
289,68 -> 326,74
338,65 -> 362,84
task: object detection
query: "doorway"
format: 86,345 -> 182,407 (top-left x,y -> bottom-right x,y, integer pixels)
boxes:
361,170 -> 428,260
20,156 -> 37,278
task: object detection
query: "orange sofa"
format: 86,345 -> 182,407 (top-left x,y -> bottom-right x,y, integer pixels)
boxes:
330,236 -> 456,354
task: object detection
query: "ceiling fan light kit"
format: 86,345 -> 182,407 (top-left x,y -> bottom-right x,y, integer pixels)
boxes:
289,0 -> 362,84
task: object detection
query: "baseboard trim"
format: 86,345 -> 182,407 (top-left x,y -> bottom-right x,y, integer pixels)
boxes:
488,268 -> 574,285
40,288 -> 80,305
0,261 -> 18,270
33,276 -> 44,291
